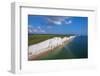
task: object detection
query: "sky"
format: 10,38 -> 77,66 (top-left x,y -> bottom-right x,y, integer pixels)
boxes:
28,15 -> 88,35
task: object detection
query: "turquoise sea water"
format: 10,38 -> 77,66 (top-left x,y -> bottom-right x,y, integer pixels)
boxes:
53,36 -> 88,59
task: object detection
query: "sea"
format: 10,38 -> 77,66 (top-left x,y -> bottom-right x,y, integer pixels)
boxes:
53,35 -> 88,59
38,35 -> 88,60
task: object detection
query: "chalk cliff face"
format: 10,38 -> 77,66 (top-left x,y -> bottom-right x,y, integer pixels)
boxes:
28,36 -> 76,58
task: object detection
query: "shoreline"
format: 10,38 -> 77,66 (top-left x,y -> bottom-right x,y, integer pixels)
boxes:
28,36 -> 76,60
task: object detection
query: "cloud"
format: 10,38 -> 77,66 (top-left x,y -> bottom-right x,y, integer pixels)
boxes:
46,16 -> 72,25
37,26 -> 41,29
52,20 -> 62,25
65,20 -> 72,24
46,17 -> 63,25
28,25 -> 46,34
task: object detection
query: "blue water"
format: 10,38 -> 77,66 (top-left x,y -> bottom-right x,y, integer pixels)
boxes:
36,36 -> 88,60
53,36 -> 88,59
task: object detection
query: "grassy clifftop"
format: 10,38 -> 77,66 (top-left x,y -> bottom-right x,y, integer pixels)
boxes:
28,34 -> 71,46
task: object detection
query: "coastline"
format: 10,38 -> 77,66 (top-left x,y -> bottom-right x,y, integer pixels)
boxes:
28,36 -> 76,60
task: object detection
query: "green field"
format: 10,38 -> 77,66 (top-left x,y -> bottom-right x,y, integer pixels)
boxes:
28,34 -> 71,46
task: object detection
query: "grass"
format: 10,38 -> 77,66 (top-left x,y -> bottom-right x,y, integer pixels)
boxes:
28,34 -> 71,46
